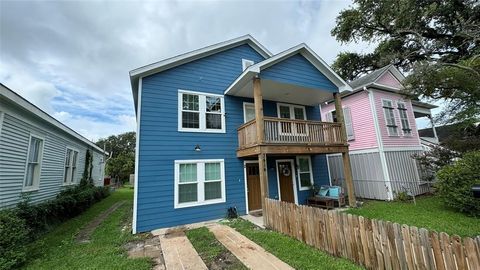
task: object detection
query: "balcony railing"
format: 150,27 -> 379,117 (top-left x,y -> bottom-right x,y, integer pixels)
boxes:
238,117 -> 345,149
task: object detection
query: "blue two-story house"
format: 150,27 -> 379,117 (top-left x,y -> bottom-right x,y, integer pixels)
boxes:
130,35 -> 355,233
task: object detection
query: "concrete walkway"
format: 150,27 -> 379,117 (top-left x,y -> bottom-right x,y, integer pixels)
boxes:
209,224 -> 294,270
159,231 -> 207,270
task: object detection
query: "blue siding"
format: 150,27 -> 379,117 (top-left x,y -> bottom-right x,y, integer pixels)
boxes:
266,155 -> 330,205
137,44 -> 266,232
137,44 -> 334,232
260,54 -> 337,92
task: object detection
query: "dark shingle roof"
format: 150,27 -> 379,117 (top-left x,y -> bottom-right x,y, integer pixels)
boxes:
348,64 -> 392,90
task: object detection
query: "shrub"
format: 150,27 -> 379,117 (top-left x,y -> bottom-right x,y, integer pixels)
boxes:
436,151 -> 480,216
0,182 -> 110,269
0,211 -> 29,270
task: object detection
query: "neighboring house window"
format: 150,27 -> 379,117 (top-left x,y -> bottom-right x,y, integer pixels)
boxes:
174,159 -> 225,208
242,59 -> 254,71
24,135 -> 43,190
64,148 -> 79,185
397,102 -> 412,135
243,102 -> 255,123
296,156 -> 313,190
178,90 -> 225,133
325,108 -> 355,140
382,99 -> 399,136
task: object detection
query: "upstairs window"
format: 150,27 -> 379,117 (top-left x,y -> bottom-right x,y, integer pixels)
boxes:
24,135 -> 43,191
64,148 -> 79,185
382,99 -> 399,136
242,59 -> 254,71
174,159 -> 225,208
243,102 -> 255,123
178,90 -> 225,133
325,107 -> 355,141
397,102 -> 412,135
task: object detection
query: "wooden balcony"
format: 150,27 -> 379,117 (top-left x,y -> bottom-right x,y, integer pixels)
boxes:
237,117 -> 348,157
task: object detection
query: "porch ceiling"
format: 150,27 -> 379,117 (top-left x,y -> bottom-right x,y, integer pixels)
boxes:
229,79 -> 334,106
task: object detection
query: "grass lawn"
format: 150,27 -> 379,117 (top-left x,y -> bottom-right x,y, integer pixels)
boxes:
346,195 -> 480,238
227,219 -> 363,270
22,188 -> 152,270
186,227 -> 247,269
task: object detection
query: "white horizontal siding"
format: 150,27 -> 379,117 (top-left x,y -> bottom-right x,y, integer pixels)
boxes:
0,99 -> 104,208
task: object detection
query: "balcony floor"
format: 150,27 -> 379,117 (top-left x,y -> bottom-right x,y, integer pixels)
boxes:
236,143 -> 348,158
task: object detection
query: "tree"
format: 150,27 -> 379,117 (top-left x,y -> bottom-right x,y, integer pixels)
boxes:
96,132 -> 136,182
331,0 -> 480,124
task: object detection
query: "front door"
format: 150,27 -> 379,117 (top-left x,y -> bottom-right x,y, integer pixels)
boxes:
277,161 -> 295,203
246,162 -> 262,212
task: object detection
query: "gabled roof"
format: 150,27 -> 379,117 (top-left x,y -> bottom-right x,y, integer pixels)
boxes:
0,83 -> 105,153
349,64 -> 405,90
224,43 -> 352,95
129,35 -> 272,111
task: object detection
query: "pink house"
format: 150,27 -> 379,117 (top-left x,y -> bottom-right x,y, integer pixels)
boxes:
321,65 -> 437,200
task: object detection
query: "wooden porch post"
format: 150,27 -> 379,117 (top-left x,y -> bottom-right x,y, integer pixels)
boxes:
253,77 -> 269,214
334,93 -> 357,207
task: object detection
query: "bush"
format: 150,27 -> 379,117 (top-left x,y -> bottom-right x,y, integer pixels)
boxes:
436,151 -> 480,216
0,182 -> 110,269
0,211 -> 29,270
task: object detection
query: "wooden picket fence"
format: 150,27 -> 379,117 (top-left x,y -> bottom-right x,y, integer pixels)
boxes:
264,199 -> 480,270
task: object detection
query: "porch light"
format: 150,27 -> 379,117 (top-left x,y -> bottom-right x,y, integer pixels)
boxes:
194,144 -> 201,152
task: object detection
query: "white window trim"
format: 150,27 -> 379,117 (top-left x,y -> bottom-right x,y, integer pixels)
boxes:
178,90 -> 226,133
276,103 -> 307,120
243,102 -> 255,123
397,101 -> 412,137
174,159 -> 226,209
63,147 -> 79,186
23,134 -> 44,192
242,59 -> 254,71
381,98 -> 399,136
296,156 -> 314,191
277,103 -> 307,136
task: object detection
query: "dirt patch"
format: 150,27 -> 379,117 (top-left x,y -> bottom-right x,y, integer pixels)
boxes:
209,250 -> 245,270
163,226 -> 187,238
76,201 -> 126,243
124,234 -> 165,269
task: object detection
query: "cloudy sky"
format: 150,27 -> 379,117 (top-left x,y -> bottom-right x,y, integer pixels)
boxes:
0,0 -> 431,141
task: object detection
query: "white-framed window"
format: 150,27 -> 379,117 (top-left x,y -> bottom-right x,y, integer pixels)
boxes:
23,135 -> 44,191
277,103 -> 307,135
325,108 -> 355,141
242,59 -> 254,71
174,159 -> 225,208
382,99 -> 399,136
64,148 -> 79,185
397,102 -> 412,136
296,156 -> 313,191
178,90 -> 225,133
243,102 -> 255,123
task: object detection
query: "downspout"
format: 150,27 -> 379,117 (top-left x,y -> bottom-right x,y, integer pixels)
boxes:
366,87 -> 394,200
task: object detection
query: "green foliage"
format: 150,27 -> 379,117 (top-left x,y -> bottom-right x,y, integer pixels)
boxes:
393,191 -> 411,202
0,184 -> 110,270
436,151 -> 480,216
186,227 -> 247,269
331,0 -> 480,124
23,188 -> 152,270
346,196 -> 479,237
228,219 -> 361,270
96,132 -> 135,182
82,149 -> 93,182
412,145 -> 460,181
0,211 -> 29,270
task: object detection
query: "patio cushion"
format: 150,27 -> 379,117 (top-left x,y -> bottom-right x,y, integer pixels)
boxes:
328,187 -> 340,198
318,187 -> 329,196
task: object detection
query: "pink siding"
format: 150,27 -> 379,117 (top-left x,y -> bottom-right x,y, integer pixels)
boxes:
372,90 -> 421,147
376,71 -> 402,89
321,91 -> 378,150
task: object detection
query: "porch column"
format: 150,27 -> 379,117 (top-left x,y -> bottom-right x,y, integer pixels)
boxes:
334,93 -> 357,207
253,77 -> 269,214
428,115 -> 439,144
